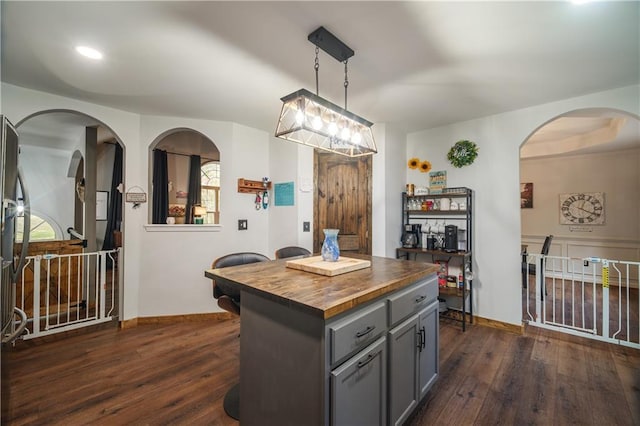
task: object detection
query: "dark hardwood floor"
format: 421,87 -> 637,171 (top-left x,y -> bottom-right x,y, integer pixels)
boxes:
4,316 -> 639,425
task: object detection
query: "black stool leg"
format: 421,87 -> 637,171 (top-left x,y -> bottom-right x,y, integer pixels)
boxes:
223,383 -> 240,420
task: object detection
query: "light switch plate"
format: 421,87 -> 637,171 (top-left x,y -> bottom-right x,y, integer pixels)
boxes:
303,221 -> 310,232
238,219 -> 248,230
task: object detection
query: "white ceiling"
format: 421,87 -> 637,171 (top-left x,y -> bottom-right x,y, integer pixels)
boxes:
2,1 -> 639,154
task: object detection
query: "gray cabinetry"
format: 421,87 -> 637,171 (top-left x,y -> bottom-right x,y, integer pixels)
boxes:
388,296 -> 439,426
388,314 -> 420,425
236,267 -> 438,425
418,300 -> 439,399
331,337 -> 387,426
330,301 -> 386,367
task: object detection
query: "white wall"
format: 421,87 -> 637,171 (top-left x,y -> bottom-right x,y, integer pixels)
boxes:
268,136 -> 305,256
138,117 -> 271,317
371,123 -> 407,258
521,148 -> 640,265
3,83 -> 142,321
407,84 -> 640,326
5,81 -> 639,327
19,145 -> 73,239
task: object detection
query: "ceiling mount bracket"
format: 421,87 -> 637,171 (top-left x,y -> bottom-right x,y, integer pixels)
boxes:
308,26 -> 354,63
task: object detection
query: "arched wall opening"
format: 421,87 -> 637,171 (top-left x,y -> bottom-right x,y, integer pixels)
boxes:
148,128 -> 220,225
519,107 -> 640,318
15,109 -> 126,319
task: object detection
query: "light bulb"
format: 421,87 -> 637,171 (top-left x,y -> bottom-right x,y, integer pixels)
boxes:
341,127 -> 351,140
352,132 -> 362,145
295,110 -> 305,125
312,116 -> 323,130
328,121 -> 338,136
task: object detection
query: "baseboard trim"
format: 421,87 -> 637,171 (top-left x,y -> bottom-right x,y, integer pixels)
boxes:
441,311 -> 523,334
119,312 -> 235,329
474,315 -> 524,335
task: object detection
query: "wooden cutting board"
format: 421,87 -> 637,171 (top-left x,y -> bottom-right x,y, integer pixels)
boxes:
285,255 -> 371,276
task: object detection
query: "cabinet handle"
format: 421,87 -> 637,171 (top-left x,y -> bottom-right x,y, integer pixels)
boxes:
421,327 -> 426,350
416,330 -> 423,352
357,353 -> 376,369
415,295 -> 426,303
355,325 -> 375,338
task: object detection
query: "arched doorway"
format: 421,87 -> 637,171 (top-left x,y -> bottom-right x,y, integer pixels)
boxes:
15,110 -> 126,329
519,108 -> 640,344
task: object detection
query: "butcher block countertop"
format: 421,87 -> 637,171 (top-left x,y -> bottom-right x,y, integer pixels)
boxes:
204,255 -> 438,319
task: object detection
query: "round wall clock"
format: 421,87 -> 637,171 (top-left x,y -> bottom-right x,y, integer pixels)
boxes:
559,192 -> 605,225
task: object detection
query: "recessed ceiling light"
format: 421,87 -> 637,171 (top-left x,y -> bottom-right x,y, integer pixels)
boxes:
75,45 -> 103,60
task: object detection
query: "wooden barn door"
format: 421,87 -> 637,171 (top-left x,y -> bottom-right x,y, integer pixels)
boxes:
314,151 -> 372,255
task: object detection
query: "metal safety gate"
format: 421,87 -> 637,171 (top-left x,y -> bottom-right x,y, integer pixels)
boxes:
524,253 -> 640,349
10,248 -> 120,341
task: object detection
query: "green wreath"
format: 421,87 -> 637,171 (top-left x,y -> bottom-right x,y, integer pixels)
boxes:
447,140 -> 479,168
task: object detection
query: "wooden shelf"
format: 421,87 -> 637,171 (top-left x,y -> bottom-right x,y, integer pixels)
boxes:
405,209 -> 468,215
396,247 -> 471,259
237,178 -> 272,194
438,286 -> 469,297
406,188 -> 471,199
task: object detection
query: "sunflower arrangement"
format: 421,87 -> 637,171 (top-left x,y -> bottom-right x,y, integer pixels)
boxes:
407,157 -> 420,169
419,160 -> 432,173
408,157 -> 432,173
447,140 -> 479,168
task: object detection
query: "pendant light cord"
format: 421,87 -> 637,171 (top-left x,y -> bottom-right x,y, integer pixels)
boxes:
314,46 -> 320,96
344,59 -> 349,110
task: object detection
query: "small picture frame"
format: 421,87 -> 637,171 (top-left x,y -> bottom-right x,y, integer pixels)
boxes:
520,182 -> 533,208
96,191 -> 109,221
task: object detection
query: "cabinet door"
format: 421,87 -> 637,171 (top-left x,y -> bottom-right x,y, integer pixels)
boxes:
387,315 -> 419,426
331,337 -> 386,426
418,300 -> 439,399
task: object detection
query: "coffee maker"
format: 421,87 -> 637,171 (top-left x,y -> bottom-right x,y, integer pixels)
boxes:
444,224 -> 458,252
402,224 -> 421,248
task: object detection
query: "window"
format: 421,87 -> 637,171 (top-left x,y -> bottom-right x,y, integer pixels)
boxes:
15,214 -> 57,242
201,161 -> 220,224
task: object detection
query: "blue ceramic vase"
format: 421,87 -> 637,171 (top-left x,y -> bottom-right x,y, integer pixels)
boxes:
321,229 -> 340,262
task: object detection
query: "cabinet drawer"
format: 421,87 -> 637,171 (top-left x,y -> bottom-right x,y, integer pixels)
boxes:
387,274 -> 437,327
331,337 -> 387,426
330,301 -> 386,366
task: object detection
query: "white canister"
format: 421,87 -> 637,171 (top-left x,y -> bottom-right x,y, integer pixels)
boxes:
450,201 -> 459,210
166,217 -> 176,225
440,198 -> 451,211
459,201 -> 466,211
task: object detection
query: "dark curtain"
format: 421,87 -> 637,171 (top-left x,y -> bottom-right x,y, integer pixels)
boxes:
152,149 -> 169,224
102,143 -> 123,250
185,155 -> 201,224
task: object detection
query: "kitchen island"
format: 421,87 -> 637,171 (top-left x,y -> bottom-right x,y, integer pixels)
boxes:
205,255 -> 439,425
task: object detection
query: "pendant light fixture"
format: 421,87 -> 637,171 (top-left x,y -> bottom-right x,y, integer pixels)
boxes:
275,27 -> 377,157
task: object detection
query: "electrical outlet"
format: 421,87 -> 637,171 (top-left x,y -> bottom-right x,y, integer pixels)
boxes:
303,221 -> 310,232
238,219 -> 248,230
